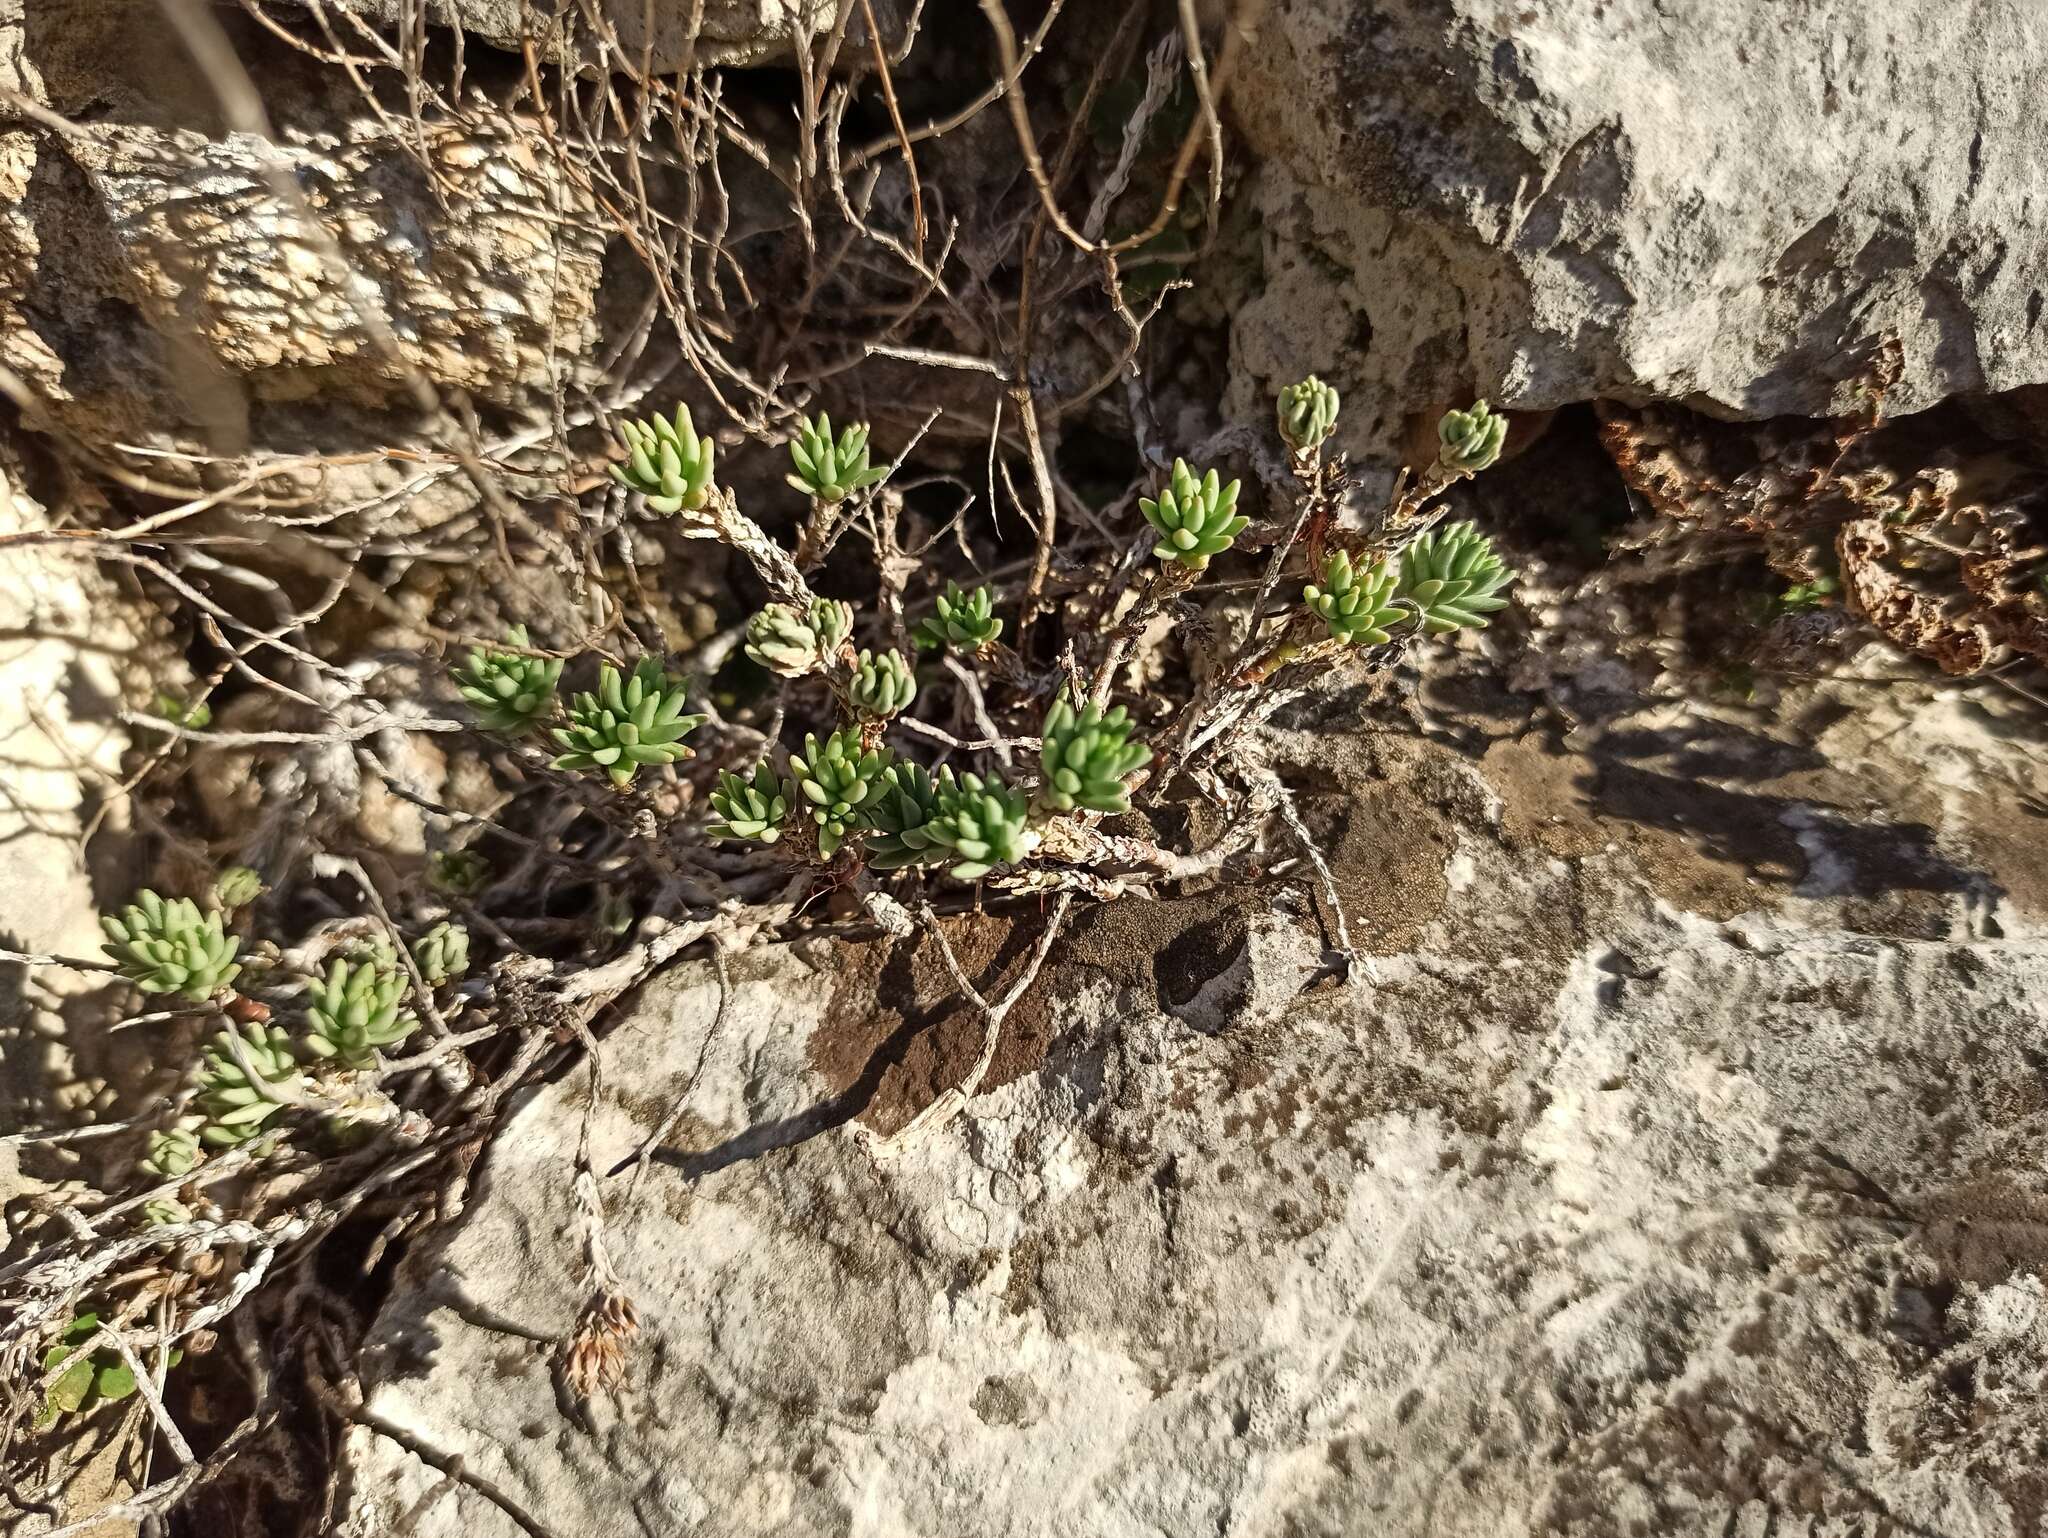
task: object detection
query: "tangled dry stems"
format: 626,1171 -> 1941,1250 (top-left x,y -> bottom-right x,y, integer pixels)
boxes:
0,2 -> 1537,1530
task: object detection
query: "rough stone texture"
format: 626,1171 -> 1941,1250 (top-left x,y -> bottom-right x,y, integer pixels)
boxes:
318,0 -> 830,72
1,1 -> 607,451
1226,0 -> 2048,460
0,449 -> 154,1189
336,663 -> 2048,1536
1,118 -> 604,446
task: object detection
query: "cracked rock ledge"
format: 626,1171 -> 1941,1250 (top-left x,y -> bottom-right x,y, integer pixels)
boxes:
338,671 -> 2048,1538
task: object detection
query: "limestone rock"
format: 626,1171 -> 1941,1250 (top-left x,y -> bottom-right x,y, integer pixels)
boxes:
335,668 -> 2048,1536
0,445 -> 154,1218
1,112 -> 605,447
314,0 -> 831,72
1226,0 -> 2048,460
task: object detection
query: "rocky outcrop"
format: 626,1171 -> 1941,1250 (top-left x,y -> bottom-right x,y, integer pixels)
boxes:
1,114 -> 605,448
1225,0 -> 2048,459
335,665 -> 2048,1537
3,0 -> 608,457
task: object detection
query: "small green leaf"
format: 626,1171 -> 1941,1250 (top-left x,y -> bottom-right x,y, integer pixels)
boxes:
95,1362 -> 137,1402
50,1357 -> 95,1414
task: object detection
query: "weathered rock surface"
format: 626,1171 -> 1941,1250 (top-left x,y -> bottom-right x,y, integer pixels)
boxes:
0,447 -> 155,1215
3,0 -> 607,454
317,0 -> 829,72
0,115 -> 605,447
337,666 -> 2048,1536
1226,0 -> 2048,458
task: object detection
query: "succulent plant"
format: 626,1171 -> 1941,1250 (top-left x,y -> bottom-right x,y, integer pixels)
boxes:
860,761 -> 950,870
707,761 -> 794,844
140,1120 -> 204,1180
611,403 -> 717,514
928,772 -> 1040,880
1277,376 -> 1340,453
412,922 -> 469,986
101,892 -> 242,1002
301,955 -> 420,1070
551,657 -> 707,787
154,692 -> 211,731
848,648 -> 917,721
1436,400 -> 1507,475
38,1313 -> 182,1426
209,865 -> 263,912
1304,549 -> 1404,645
142,1198 -> 190,1227
1140,459 -> 1248,572
1037,692 -> 1151,816
911,581 -> 1004,653
1394,521 -> 1517,634
789,729 -> 895,858
785,413 -> 888,503
429,849 -> 491,895
346,931 -> 401,972
196,1022 -> 301,1148
744,598 -> 853,678
453,625 -> 563,732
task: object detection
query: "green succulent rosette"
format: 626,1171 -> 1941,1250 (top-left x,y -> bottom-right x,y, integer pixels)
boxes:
1037,692 -> 1151,815
550,657 -> 707,787
1304,549 -> 1403,645
453,625 -> 563,732
612,403 -> 717,513
101,892 -> 241,1002
786,413 -> 888,503
1140,459 -> 1248,572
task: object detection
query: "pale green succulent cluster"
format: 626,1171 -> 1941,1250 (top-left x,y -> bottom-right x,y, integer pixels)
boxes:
1141,459 -> 1248,572
707,762 -> 794,844
912,582 -> 1003,653
412,921 -> 469,986
454,625 -> 563,732
926,772 -> 1038,880
849,649 -> 917,721
786,413 -> 888,503
861,761 -> 949,870
1305,549 -> 1403,645
745,598 -> 853,678
301,955 -> 419,1070
1278,376 -> 1340,453
1397,522 -> 1516,633
550,657 -> 706,787
140,1120 -> 203,1179
612,404 -> 717,513
789,729 -> 894,858
196,1023 -> 301,1148
1037,693 -> 1151,816
430,849 -> 491,895
101,892 -> 242,1002
1437,400 -> 1507,474
209,865 -> 263,912
108,893 -> 478,1178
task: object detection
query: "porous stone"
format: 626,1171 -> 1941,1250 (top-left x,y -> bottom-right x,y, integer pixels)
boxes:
0,445 -> 156,1216
1,113 -> 605,446
1225,0 -> 2048,460
336,667 -> 2048,1537
314,0 -> 832,72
